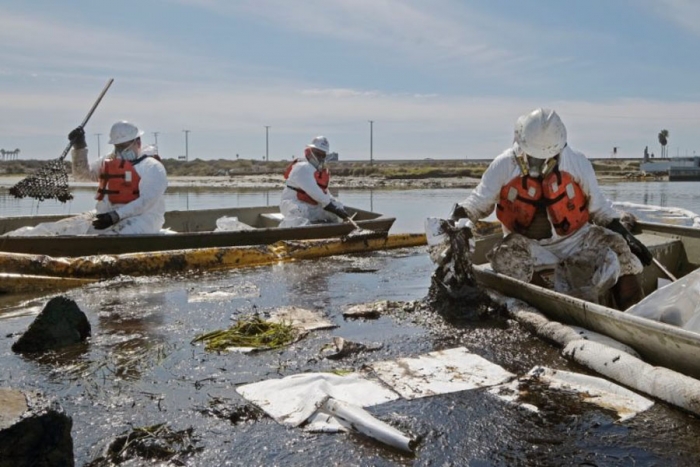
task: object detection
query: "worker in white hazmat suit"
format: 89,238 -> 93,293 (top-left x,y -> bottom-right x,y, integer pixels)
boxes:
68,121 -> 168,235
450,108 -> 653,310
279,136 -> 349,227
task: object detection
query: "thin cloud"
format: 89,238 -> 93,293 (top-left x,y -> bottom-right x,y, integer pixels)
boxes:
643,0 -> 700,36
168,0 -> 558,77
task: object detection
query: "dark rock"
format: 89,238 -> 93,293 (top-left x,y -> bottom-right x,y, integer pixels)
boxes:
0,387 -> 74,467
12,296 -> 91,353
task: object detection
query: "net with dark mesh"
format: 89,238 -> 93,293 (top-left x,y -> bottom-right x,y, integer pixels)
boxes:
8,158 -> 73,202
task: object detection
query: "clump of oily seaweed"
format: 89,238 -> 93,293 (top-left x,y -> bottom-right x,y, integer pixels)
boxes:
426,220 -> 495,324
192,314 -> 299,352
86,423 -> 202,466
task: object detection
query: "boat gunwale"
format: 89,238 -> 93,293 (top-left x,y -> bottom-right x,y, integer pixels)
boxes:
472,219 -> 700,378
0,206 -> 395,256
473,265 -> 700,347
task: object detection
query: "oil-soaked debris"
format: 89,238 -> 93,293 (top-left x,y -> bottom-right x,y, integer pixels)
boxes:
343,300 -> 405,319
86,423 -> 202,466
426,219 -> 494,324
268,306 -> 336,331
490,366 -> 654,422
187,282 -> 260,302
192,315 -> 301,352
12,295 -> 91,353
320,336 -> 383,360
198,397 -> 265,425
342,267 -> 380,274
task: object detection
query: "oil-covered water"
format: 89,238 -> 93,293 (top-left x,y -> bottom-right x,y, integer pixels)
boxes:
2,182 -> 700,465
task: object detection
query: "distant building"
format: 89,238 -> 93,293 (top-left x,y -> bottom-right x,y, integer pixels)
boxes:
641,156 -> 700,180
669,157 -> 700,181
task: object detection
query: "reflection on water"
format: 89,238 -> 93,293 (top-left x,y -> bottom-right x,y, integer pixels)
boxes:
2,181 -> 700,233
4,181 -> 700,465
601,181 -> 700,213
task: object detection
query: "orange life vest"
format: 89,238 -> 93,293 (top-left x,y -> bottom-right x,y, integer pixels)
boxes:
283,159 -> 330,206
496,167 -> 589,236
95,156 -> 147,204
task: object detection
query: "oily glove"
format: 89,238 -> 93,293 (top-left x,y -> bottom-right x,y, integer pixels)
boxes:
606,218 -> 653,266
68,126 -> 87,149
323,200 -> 349,220
92,211 -> 120,230
449,203 -> 469,221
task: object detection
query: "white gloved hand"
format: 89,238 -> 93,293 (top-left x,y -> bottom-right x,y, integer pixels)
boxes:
455,218 -> 474,230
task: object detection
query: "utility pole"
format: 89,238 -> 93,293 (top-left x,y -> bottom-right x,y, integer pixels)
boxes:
152,131 -> 159,148
95,133 -> 102,158
183,129 -> 190,162
265,125 -> 270,161
368,120 -> 374,166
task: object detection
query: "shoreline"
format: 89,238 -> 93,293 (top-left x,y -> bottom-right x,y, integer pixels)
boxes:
0,174 -> 480,190
0,174 -> 639,191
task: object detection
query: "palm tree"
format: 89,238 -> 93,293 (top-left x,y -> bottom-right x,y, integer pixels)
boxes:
658,129 -> 669,158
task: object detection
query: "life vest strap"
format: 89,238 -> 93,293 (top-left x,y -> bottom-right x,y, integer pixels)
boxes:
98,188 -> 139,196
99,173 -> 126,180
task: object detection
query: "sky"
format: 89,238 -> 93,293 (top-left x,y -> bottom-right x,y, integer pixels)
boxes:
1,0 -> 699,162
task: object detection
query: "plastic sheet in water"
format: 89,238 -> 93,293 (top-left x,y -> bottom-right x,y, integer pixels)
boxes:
489,366 -> 654,422
236,372 -> 400,427
370,347 -> 515,400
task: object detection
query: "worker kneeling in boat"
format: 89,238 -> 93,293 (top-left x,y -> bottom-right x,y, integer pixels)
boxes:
451,108 -> 653,310
69,121 -> 168,234
279,136 -> 349,227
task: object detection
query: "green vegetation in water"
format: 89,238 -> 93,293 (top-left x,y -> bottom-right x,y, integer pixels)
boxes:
192,315 -> 298,351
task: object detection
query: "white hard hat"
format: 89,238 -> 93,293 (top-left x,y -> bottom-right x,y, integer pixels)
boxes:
108,121 -> 144,145
307,136 -> 330,154
514,108 -> 567,159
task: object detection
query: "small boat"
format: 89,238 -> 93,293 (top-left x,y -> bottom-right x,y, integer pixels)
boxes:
470,221 -> 700,379
0,206 -> 395,257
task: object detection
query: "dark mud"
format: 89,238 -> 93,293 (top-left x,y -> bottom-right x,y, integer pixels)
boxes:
2,248 -> 700,466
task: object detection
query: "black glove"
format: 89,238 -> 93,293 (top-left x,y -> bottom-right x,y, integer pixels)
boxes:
606,218 -> 653,266
68,126 -> 87,149
450,203 -> 469,221
92,211 -> 120,230
324,200 -> 349,220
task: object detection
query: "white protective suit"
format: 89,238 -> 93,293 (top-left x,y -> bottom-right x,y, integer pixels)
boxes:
279,159 -> 343,228
77,146 -> 168,235
456,144 -> 643,280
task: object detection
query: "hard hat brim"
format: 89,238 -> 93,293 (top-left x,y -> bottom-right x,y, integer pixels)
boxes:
109,130 -> 145,145
306,144 -> 328,154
